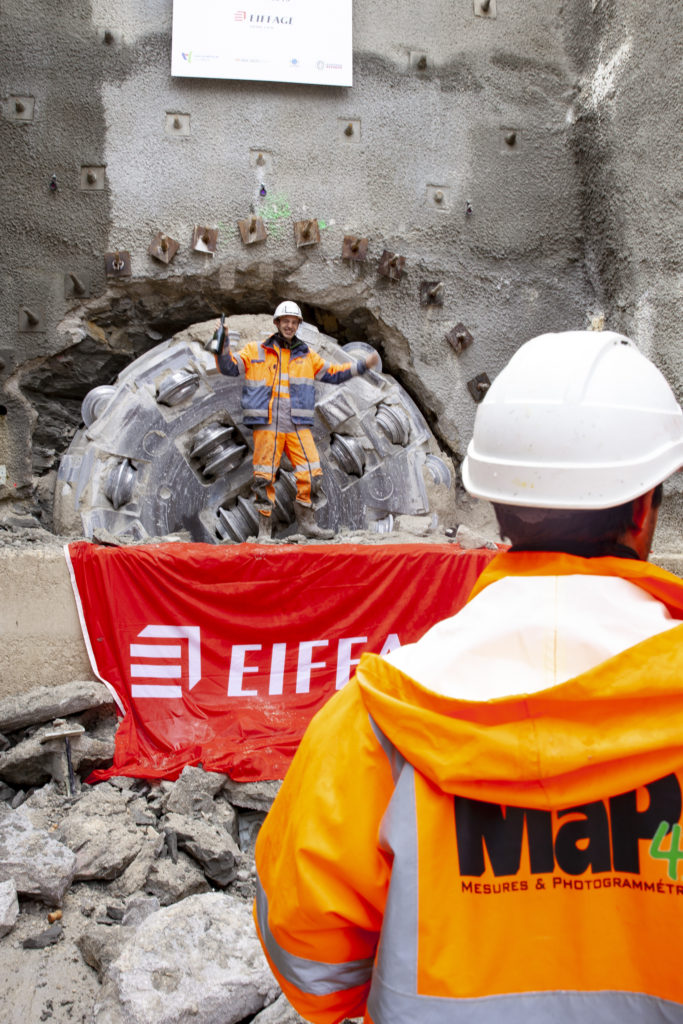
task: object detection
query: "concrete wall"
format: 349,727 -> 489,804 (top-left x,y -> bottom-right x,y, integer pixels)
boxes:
1,546 -> 91,696
0,0 -> 680,540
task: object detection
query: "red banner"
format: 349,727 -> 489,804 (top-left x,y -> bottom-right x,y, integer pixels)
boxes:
66,541 -> 497,782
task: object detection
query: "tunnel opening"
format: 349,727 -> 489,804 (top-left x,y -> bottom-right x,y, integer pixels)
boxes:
32,268 -> 459,483
47,277 -> 459,544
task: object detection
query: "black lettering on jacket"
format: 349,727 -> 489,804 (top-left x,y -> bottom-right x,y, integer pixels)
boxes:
454,774 -> 681,878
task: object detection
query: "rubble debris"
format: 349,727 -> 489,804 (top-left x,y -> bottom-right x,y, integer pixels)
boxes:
159,812 -> 241,887
0,878 -> 19,937
454,524 -> 498,550
0,681 -> 116,735
94,892 -> 280,1024
221,778 -> 281,813
144,848 -> 211,906
0,811 -> 76,905
22,921 -> 64,949
56,787 -> 153,882
0,743 -> 327,1022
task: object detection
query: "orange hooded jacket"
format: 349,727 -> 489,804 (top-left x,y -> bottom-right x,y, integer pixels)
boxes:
254,552 -> 683,1023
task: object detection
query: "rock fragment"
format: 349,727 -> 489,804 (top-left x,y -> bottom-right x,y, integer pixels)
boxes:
454,524 -> 498,550
0,810 -> 76,905
22,921 -> 64,949
221,778 -> 281,812
0,877 -> 19,937
144,850 -> 211,906
57,793 -> 147,881
161,764 -> 226,816
0,681 -> 115,734
95,892 -> 280,1024
251,993 -> 312,1023
160,812 -> 241,887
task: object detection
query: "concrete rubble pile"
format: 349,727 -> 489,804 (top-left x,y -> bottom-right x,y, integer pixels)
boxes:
0,680 -> 355,1024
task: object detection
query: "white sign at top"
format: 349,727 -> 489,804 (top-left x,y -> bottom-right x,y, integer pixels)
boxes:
171,0 -> 353,87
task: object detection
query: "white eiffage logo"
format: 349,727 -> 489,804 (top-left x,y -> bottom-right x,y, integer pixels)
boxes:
129,625 -> 201,699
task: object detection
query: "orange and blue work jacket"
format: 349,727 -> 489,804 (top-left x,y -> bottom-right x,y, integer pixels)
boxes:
217,333 -> 366,427
254,551 -> 683,1023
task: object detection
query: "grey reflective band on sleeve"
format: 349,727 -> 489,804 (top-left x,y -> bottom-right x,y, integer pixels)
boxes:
255,872 -> 374,997
367,981 -> 683,1023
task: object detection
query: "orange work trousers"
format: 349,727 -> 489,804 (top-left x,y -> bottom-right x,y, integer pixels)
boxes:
252,427 -> 322,516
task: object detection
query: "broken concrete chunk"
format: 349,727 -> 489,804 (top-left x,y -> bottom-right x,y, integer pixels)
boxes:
107,833 -> 165,899
237,809 -> 268,855
221,778 -> 282,812
454,524 -> 498,550
0,719 -> 115,789
0,681 -> 115,734
22,921 -> 64,949
0,878 -> 19,937
251,993 -> 312,1023
57,798 -> 146,881
144,850 -> 211,907
161,765 -> 226,817
77,923 -> 130,977
160,812 -> 240,887
0,810 -> 76,905
121,894 -> 161,928
98,892 -> 280,1024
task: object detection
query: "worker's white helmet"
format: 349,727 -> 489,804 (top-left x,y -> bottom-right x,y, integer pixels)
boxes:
462,331 -> 683,509
273,300 -> 302,324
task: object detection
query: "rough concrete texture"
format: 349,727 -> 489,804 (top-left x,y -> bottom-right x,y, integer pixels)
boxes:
2,0 -> 640,520
1,545 -> 92,695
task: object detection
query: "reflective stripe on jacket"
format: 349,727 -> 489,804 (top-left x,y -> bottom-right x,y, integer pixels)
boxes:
217,333 -> 364,426
254,553 -> 683,1023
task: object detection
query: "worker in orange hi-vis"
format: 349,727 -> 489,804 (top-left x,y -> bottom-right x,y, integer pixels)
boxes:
253,329 -> 683,1024
214,301 -> 378,539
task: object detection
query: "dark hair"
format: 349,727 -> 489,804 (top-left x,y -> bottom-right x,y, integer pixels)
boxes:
493,482 -> 663,550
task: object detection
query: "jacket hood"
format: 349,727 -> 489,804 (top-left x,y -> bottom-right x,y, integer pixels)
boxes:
356,552 -> 683,811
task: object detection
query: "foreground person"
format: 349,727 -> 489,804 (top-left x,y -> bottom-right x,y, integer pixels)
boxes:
254,330 -> 683,1023
215,301 -> 378,539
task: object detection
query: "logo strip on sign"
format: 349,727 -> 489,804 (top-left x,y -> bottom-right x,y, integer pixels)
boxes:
130,625 -> 201,700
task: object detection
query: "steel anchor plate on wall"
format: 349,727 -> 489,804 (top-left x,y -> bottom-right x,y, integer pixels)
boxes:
445,322 -> 473,355
4,96 -> 34,122
467,372 -> 491,402
80,166 -> 106,190
105,251 -> 132,278
238,216 -> 268,245
378,250 -> 406,281
148,232 -> 180,264
342,235 -> 368,261
192,227 -> 218,254
420,281 -> 444,306
294,220 -> 320,247
18,306 -> 45,332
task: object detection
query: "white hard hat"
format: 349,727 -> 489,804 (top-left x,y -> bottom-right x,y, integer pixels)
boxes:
273,300 -> 302,323
462,331 -> 683,509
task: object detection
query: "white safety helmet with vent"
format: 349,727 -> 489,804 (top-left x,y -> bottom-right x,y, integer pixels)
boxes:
273,301 -> 303,324
462,330 -> 683,509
